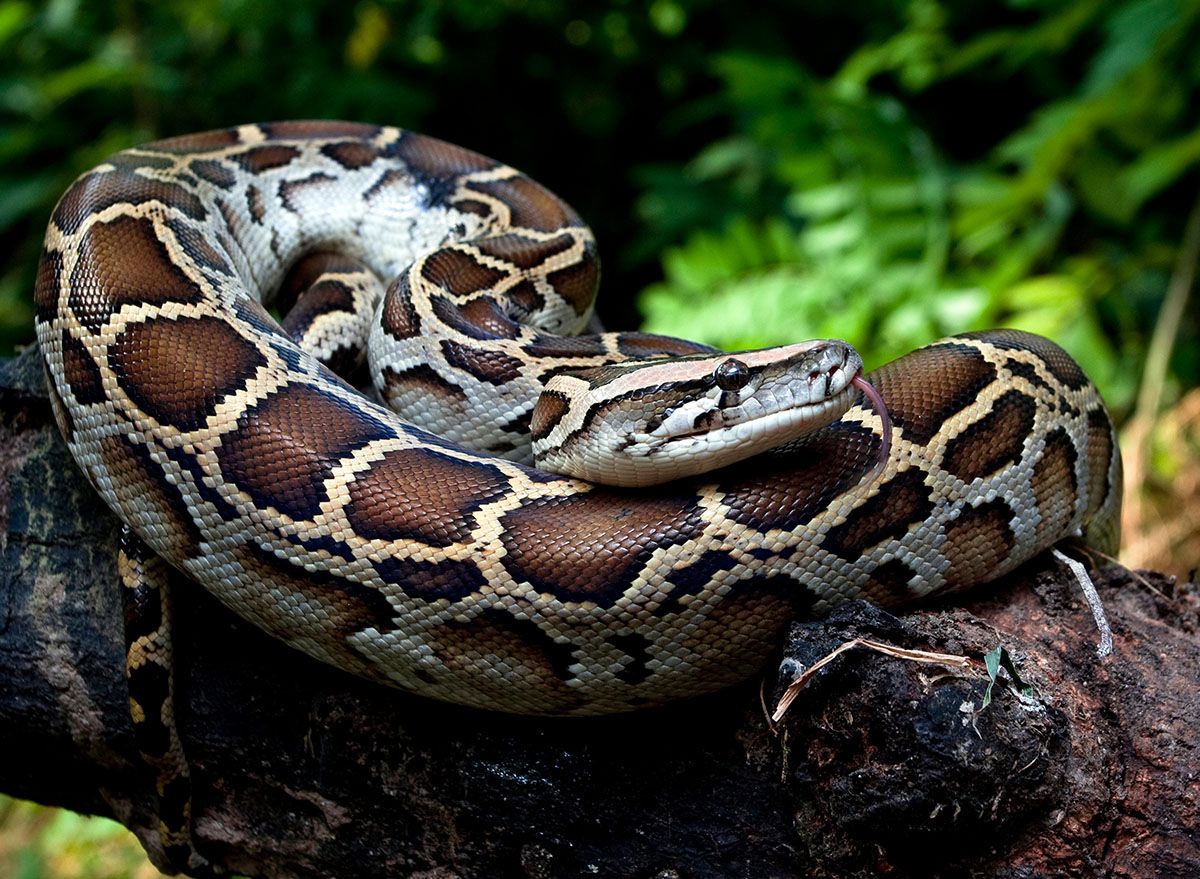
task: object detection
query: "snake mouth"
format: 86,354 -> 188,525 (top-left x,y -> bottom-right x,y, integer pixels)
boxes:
653,372 -> 892,485
537,340 -> 872,486
660,379 -> 860,447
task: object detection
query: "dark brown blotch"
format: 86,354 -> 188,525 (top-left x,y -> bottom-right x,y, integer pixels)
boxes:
321,140 -> 380,170
108,152 -> 175,173
158,783 -> 195,863
119,541 -> 165,646
430,295 -> 520,341
52,170 -> 206,235
232,144 -> 302,173
46,376 -> 75,440
372,555 -> 488,602
164,219 -> 233,276
942,390 -> 1036,481
464,175 -> 578,232
246,185 -> 267,224
233,296 -> 286,337
262,120 -> 382,141
282,252 -> 370,297
439,338 -> 524,385
547,249 -> 600,314
1031,427 -> 1078,546
420,247 -> 508,297
34,248 -> 64,324
281,279 -> 359,348
822,469 -> 935,560
109,314 -> 266,433
188,159 -> 237,189
529,390 -> 571,442
494,408 -> 534,448
507,279 -> 544,316
434,609 -> 586,712
235,542 -> 400,646
608,632 -> 654,684
720,421 -> 883,533
1084,409 -> 1116,520
150,127 -> 242,154
1004,358 -> 1054,394
863,559 -> 922,604
49,177 -> 93,236
866,343 -> 997,444
60,331 -> 106,405
269,228 -> 284,261
616,333 -> 717,359
380,273 -> 422,340
655,550 -> 740,616
215,197 -> 241,240
672,571 -> 820,691
499,488 -> 705,606
67,215 -> 205,333
126,661 -> 172,758
381,363 -> 466,401
471,232 -> 576,269
344,448 -> 510,546
215,382 -> 387,521
386,131 -> 498,179
524,334 -> 610,359
364,168 -> 410,202
942,499 -> 1017,586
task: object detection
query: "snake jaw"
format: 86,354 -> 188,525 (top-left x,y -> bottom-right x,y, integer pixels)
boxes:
633,380 -> 858,454
646,391 -> 724,440
534,340 -> 867,486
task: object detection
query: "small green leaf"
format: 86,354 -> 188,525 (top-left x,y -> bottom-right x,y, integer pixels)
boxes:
1120,126 -> 1200,210
1084,0 -> 1181,96
0,1 -> 31,45
981,644 -> 1035,710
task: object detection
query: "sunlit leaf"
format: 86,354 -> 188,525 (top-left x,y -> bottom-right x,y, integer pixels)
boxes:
0,0 -> 30,45
346,4 -> 390,69
1084,0 -> 1182,95
1120,126 -> 1200,210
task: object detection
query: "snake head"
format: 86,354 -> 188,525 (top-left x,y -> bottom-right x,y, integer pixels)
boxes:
531,340 -> 864,487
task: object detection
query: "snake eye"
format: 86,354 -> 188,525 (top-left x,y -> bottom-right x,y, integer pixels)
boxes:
713,357 -> 751,391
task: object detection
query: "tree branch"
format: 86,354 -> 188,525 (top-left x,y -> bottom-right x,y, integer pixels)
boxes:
3,346 -> 1197,879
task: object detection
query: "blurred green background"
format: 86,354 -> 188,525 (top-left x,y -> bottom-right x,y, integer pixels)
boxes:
2,0 -> 1198,874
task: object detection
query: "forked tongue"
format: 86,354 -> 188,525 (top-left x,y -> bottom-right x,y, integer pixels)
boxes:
851,374 -> 892,482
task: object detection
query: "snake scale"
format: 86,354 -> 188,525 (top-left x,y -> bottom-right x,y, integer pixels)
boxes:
34,121 -> 1121,872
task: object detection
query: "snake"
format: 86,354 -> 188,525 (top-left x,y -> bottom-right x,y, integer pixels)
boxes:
33,120 -> 1122,873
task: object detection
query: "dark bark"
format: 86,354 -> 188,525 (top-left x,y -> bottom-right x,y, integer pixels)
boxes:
3,345 -> 1198,879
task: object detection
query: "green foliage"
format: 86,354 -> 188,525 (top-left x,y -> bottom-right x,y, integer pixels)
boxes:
0,795 -> 165,878
638,1 -> 1200,413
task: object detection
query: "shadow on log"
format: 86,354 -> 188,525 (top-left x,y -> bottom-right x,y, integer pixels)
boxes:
2,345 -> 1198,878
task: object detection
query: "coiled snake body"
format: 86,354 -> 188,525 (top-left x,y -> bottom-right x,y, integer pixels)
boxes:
35,121 -> 1121,870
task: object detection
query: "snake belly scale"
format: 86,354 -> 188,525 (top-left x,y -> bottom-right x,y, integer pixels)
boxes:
35,121 -> 1123,721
